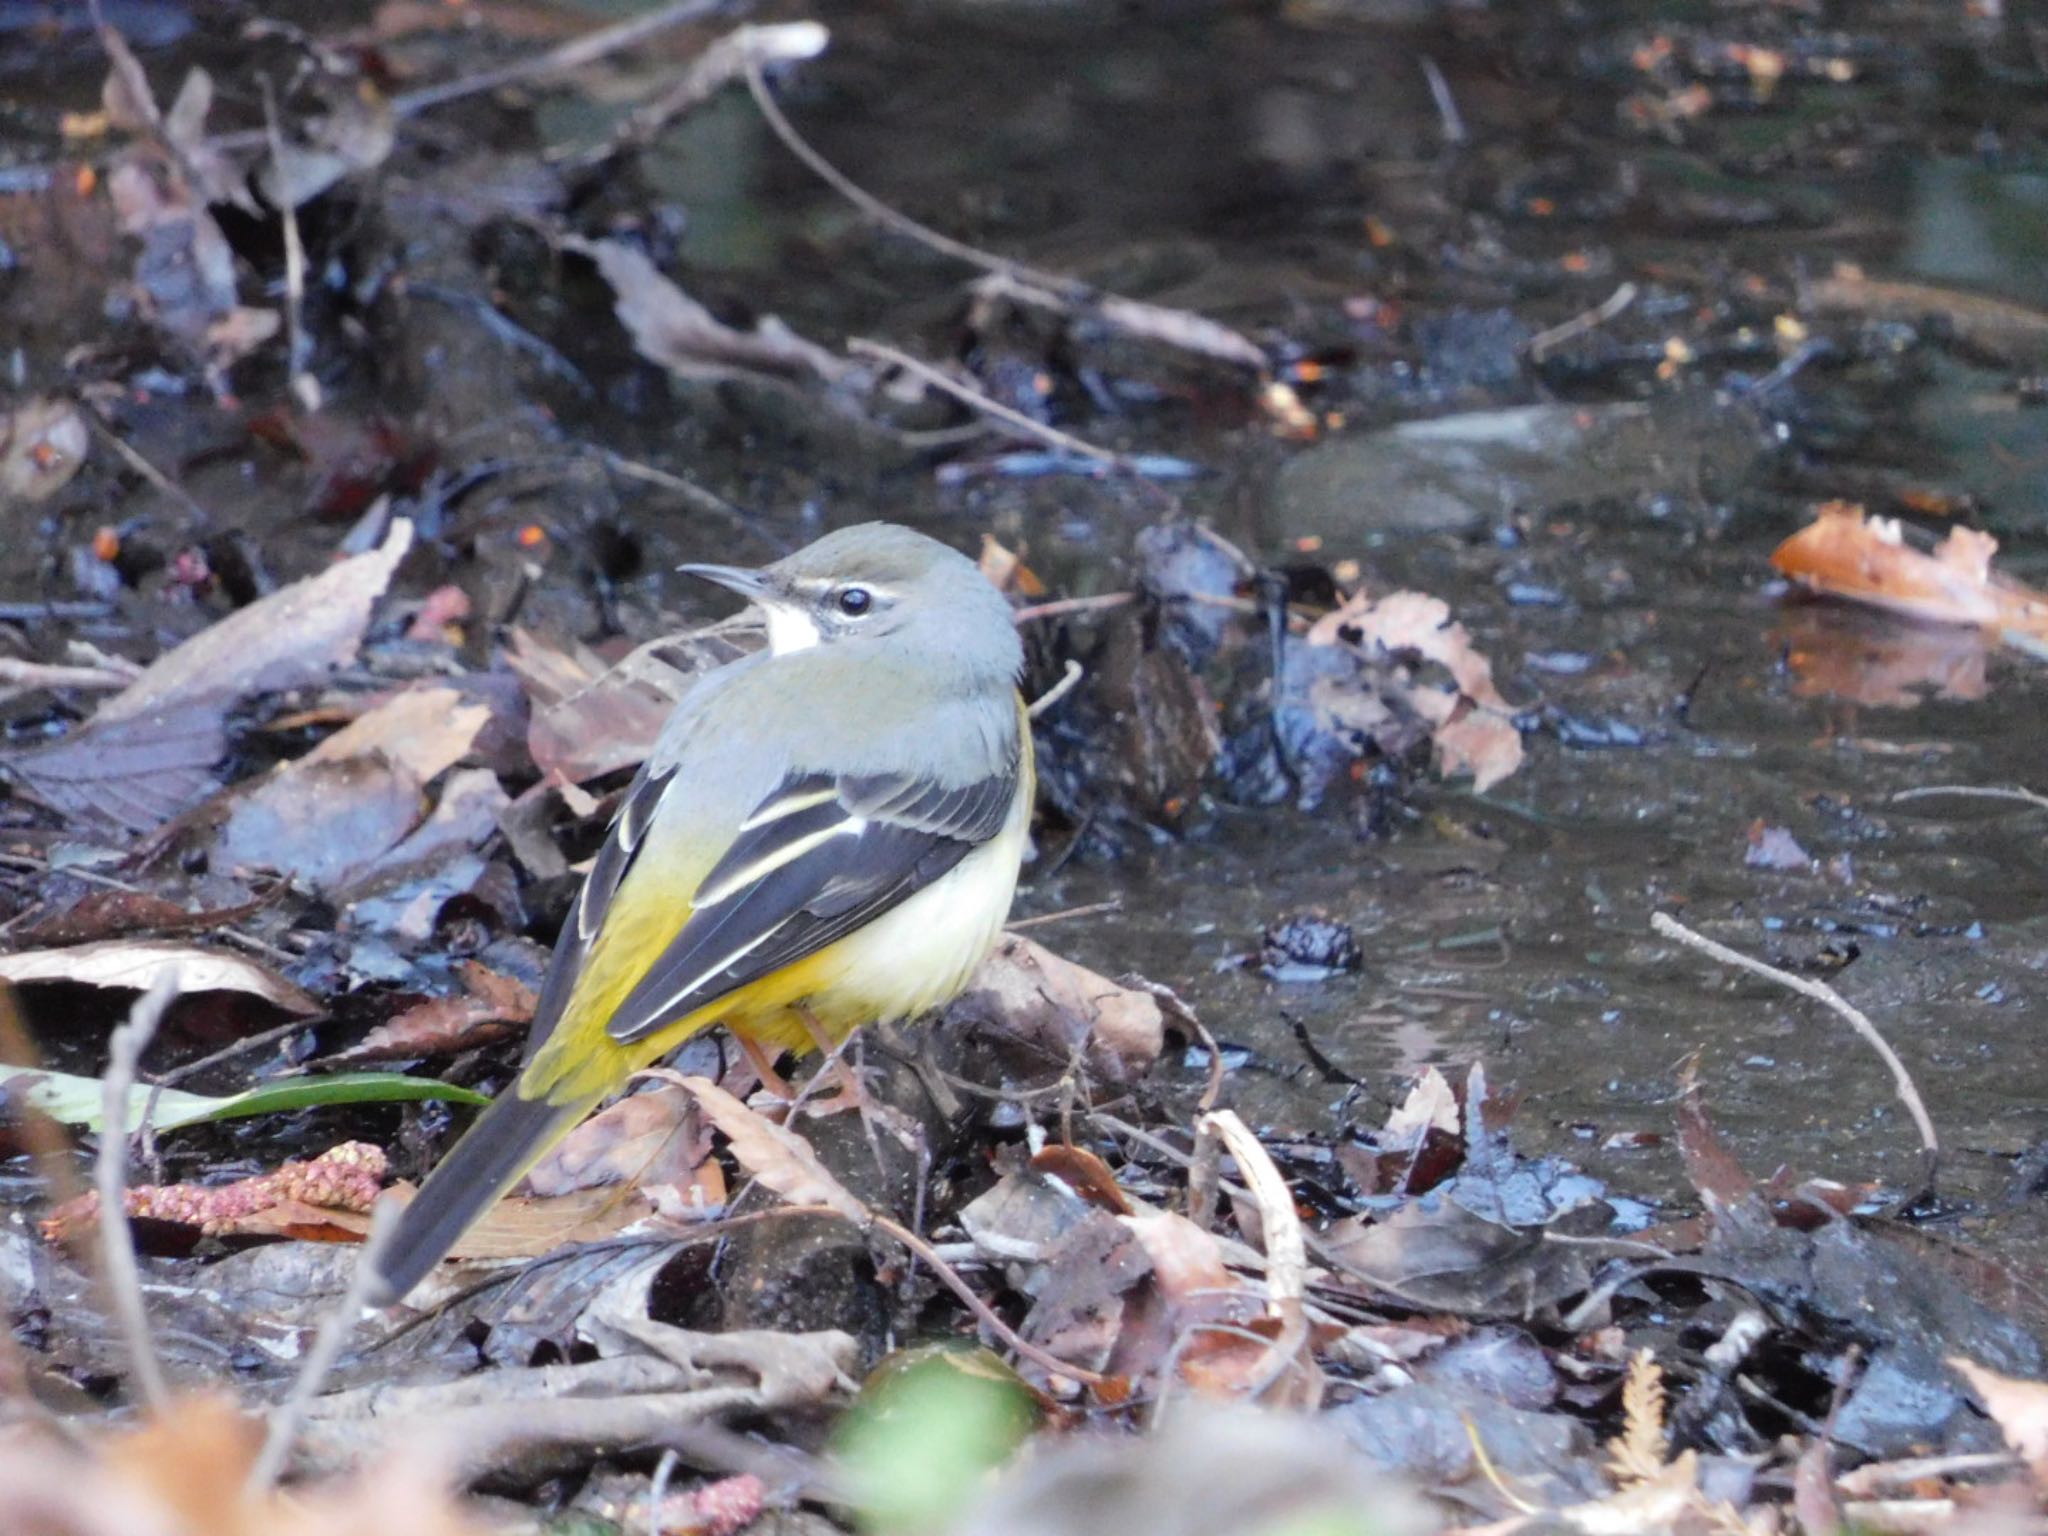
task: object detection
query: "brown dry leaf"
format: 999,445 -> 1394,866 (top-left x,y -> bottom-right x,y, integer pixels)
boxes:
566,235 -> 854,388
0,397 -> 89,505
506,627 -> 736,784
951,934 -> 1171,1080
0,1392 -> 483,1536
670,1072 -> 867,1223
1771,501 -> 2048,641
1306,588 -> 1525,792
1952,1358 -> 2048,1483
1607,1349 -> 1671,1486
1383,1066 -> 1461,1145
4,520 -> 415,832
323,961 -> 536,1067
978,534 -> 1047,598
525,1083 -> 715,1203
0,938 -> 317,1013
433,1184 -> 655,1263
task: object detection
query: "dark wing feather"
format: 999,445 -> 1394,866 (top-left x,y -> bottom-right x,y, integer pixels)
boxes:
601,764 -> 1015,1046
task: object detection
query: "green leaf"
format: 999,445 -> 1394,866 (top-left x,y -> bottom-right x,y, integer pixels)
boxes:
0,1063 -> 488,1134
834,1346 -> 1036,1534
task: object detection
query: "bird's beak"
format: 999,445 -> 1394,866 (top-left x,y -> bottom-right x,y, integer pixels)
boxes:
679,562 -> 771,601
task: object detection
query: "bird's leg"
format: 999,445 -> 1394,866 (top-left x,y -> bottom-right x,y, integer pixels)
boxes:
792,1004 -> 870,1114
793,1007 -> 923,1153
733,1032 -> 797,1101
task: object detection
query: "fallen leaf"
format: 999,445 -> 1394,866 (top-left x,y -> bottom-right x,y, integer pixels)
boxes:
669,1072 -> 866,1223
4,520 -> 415,832
0,938 -> 317,1013
507,627 -> 737,784
1771,501 -> 2048,641
303,683 -> 490,784
948,934 -> 1172,1080
0,1391 -> 485,1536
526,1083 -> 717,1207
213,754 -> 423,891
1745,821 -> 1813,871
1951,1358 -> 2048,1483
1307,588 -> 1525,792
321,960 -> 536,1067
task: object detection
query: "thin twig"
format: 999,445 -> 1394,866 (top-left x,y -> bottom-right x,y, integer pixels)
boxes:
561,23 -> 827,171
871,1213 -> 1103,1386
81,407 -> 214,526
1419,56 -> 1468,146
1891,783 -> 2048,813
97,969 -> 180,1412
389,0 -> 733,119
1528,283 -> 1640,362
1650,911 -> 1939,1203
594,448 -> 785,552
244,1194 -> 401,1492
847,338 -> 1124,468
744,61 -> 1048,286
1012,591 -> 1135,624
1005,899 -> 1123,933
745,61 -> 1267,376
1026,658 -> 1084,719
260,78 -> 317,412
646,1448 -> 682,1535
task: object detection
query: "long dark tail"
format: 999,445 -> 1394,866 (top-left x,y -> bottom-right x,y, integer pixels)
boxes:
372,1089 -> 589,1302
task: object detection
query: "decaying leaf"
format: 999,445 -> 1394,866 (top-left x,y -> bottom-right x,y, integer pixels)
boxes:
947,934 -> 1173,1080
1306,588 -> 1525,793
1952,1357 -> 2048,1484
668,1072 -> 866,1223
526,1084 -> 724,1215
0,1392 -> 483,1536
507,627 -> 740,784
0,938 -> 318,1013
3,520 -> 414,831
1771,501 -> 2048,643
321,961 -> 536,1067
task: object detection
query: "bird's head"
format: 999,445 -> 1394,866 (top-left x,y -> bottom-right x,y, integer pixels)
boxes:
681,522 -> 1022,683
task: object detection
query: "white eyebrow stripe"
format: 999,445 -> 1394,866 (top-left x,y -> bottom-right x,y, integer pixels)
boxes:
738,785 -> 842,831
693,817 -> 869,908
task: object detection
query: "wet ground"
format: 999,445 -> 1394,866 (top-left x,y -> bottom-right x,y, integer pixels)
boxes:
6,0 -> 2048,1266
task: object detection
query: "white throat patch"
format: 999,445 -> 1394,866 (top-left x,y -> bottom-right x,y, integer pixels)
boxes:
762,603 -> 822,656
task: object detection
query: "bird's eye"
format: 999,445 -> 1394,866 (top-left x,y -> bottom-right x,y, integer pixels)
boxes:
836,586 -> 873,616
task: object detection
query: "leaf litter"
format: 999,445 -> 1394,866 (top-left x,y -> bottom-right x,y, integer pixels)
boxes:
2,2 -> 2048,1534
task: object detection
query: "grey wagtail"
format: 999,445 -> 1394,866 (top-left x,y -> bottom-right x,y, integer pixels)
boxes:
373,523 -> 1032,1300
